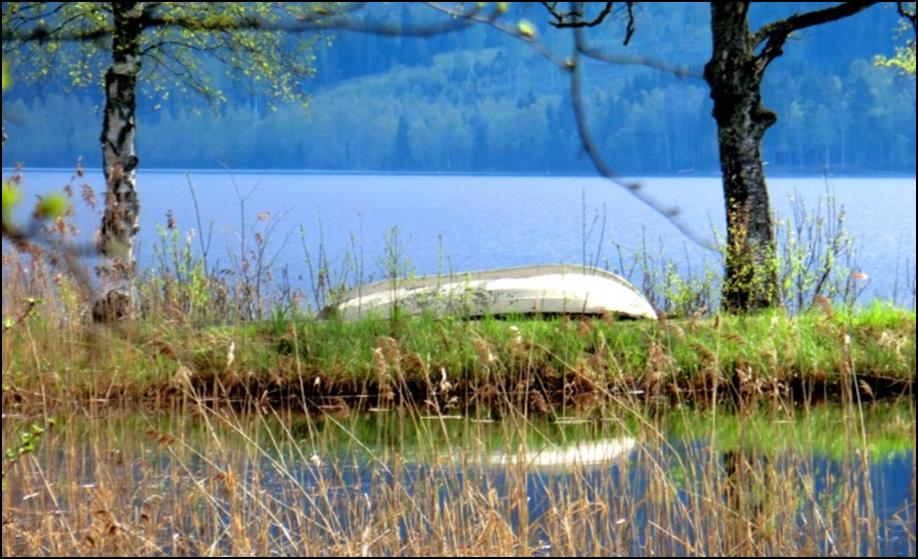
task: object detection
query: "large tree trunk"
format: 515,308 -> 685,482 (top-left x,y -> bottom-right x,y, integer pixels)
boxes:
93,1 -> 143,322
704,3 -> 778,313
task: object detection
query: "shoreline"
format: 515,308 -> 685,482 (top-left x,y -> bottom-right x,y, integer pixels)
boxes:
4,305 -> 914,413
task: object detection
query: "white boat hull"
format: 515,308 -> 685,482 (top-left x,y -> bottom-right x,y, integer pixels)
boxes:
323,265 -> 657,320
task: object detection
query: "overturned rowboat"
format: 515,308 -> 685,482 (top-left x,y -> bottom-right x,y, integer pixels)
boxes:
321,264 -> 657,321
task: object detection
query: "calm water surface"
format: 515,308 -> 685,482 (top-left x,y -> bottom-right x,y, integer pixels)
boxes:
2,403 -> 914,556
5,170 -> 916,307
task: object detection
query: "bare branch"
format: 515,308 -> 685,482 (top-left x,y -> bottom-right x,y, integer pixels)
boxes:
569,26 -> 717,252
424,2 -> 569,69
623,2 -> 635,45
542,2 -> 615,28
753,2 -> 879,68
577,42 -> 700,79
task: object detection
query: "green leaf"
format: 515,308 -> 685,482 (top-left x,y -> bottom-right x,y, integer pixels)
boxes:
2,182 -> 20,230
1,59 -> 10,91
517,19 -> 536,40
1,182 -> 19,207
33,192 -> 69,220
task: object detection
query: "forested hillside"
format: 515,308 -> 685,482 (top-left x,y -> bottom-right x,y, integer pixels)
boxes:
2,2 -> 914,174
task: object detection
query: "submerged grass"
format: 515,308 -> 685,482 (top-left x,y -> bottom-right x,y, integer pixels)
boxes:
2,389 -> 914,556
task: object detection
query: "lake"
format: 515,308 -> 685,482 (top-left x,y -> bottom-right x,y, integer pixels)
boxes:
4,170 -> 916,309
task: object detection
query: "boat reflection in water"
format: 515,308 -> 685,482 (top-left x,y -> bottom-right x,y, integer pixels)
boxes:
489,436 -> 637,470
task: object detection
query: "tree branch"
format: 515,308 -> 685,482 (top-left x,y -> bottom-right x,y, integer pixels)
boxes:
569,26 -> 716,252
2,23 -> 110,43
139,4 -> 497,38
623,2 -> 635,45
542,2 -> 615,28
753,2 -> 879,67
2,3 -> 500,44
577,42 -> 699,79
424,2 -> 569,69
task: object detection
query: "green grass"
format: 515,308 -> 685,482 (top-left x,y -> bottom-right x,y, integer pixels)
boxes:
3,302 -> 914,411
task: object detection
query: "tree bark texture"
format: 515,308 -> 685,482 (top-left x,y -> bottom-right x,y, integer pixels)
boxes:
94,1 -> 142,322
704,3 -> 778,312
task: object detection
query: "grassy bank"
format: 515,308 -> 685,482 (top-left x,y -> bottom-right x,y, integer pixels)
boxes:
3,300 -> 914,413
4,169 -> 915,414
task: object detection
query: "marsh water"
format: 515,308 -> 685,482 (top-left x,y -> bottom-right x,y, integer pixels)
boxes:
5,170 -> 917,308
3,402 -> 915,556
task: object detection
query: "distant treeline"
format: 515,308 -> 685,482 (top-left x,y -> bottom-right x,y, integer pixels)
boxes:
2,3 -> 915,174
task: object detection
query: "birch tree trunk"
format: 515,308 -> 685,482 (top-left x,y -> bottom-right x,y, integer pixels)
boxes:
93,1 -> 143,322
